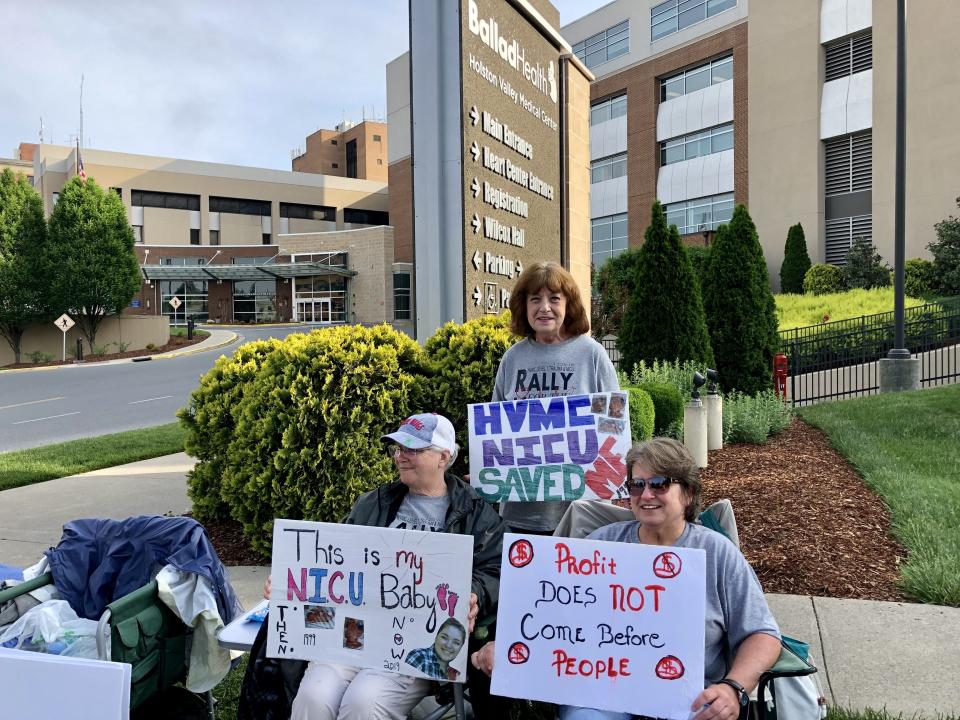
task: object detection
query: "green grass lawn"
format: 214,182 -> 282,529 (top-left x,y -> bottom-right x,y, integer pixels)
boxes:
169,326 -> 211,339
0,423 -> 186,491
799,384 -> 960,606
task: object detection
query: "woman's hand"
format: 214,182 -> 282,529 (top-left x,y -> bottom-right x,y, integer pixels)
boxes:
467,593 -> 479,633
471,640 -> 495,676
690,683 -> 741,720
263,574 -> 272,600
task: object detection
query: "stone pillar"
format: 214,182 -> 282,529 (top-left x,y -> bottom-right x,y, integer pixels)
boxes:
878,357 -> 921,393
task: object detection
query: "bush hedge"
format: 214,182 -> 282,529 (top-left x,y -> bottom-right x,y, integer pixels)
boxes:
635,381 -> 684,437
181,325 -> 429,553
842,237 -> 891,290
421,314 -> 516,475
722,390 -> 793,444
905,258 -> 937,297
803,263 -> 845,295
931,201 -> 960,295
626,387 -> 655,442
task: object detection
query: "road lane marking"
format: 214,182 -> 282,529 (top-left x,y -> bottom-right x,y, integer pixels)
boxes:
12,411 -> 81,425
0,396 -> 65,411
128,395 -> 174,405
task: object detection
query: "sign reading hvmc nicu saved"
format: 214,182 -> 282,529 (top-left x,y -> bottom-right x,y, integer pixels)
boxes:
461,0 -> 562,318
491,533 -> 707,719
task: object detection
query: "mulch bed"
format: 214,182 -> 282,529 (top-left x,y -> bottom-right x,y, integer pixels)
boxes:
4,333 -> 207,369
202,416 -> 909,602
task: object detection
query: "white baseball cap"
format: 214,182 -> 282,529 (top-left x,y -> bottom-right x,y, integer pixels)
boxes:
382,413 -> 457,454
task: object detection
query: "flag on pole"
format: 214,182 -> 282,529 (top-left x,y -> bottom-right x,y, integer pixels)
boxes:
76,139 -> 86,180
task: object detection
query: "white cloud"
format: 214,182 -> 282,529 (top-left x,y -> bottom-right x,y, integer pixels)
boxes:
1,0 -> 603,168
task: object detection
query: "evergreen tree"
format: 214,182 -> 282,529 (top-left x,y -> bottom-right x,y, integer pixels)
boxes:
702,205 -> 779,395
592,247 -> 641,339
46,177 -> 142,350
618,201 -> 714,374
0,169 -> 49,364
842,237 -> 891,290
779,222 -> 811,293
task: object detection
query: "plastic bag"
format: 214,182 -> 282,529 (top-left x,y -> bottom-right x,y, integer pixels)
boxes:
0,599 -> 100,658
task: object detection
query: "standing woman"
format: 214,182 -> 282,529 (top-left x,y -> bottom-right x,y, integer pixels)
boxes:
493,261 -> 620,535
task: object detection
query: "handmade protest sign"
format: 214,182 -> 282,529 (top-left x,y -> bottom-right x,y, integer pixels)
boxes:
491,533 -> 706,719
468,392 -> 631,502
268,520 -> 473,682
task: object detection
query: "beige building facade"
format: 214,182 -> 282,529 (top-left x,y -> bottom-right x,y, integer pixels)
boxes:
559,0 -> 960,290
30,144 -> 407,328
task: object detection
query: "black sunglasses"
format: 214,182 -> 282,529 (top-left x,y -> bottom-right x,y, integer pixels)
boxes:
626,474 -> 675,496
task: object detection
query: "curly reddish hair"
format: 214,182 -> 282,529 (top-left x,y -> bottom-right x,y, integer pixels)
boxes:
508,262 -> 590,337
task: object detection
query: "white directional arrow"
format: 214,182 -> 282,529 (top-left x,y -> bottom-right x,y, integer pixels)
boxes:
472,286 -> 483,307
469,106 -> 479,125
470,142 -> 480,161
471,177 -> 480,197
471,214 -> 481,233
515,259 -> 524,276
473,250 -> 482,270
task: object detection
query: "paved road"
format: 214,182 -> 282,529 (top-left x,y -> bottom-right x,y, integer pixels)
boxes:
0,325 -> 304,452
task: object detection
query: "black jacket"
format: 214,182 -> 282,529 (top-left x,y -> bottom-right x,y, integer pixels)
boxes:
238,472 -> 505,719
343,471 -> 505,619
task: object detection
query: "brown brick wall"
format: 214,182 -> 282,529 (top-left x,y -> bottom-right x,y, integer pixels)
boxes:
389,158 -> 413,263
292,121 -> 388,181
590,22 -> 748,248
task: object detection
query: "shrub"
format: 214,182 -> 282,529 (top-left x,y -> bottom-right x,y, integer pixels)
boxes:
28,350 -> 54,363
116,341 -> 131,353
91,343 -> 112,356
627,358 -> 707,399
775,286 -> 926,332
421,313 -> 516,475
185,325 -> 430,553
702,206 -> 779,395
636,381 -> 684,437
592,248 -> 641,339
780,222 -> 811,294
179,338 -> 284,521
904,258 -> 937,297
626,387 -> 655,441
930,201 -> 960,295
619,201 -> 714,374
842,237 -> 891,290
145,342 -> 157,351
722,390 -> 793,444
803,263 -> 846,295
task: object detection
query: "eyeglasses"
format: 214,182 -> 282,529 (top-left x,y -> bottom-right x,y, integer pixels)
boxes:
627,475 -> 675,496
389,445 -> 431,458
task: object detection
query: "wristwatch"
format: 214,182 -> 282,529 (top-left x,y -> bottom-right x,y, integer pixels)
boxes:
717,678 -> 749,707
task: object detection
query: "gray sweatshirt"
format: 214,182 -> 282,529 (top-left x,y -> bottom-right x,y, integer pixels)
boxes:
492,334 -> 620,531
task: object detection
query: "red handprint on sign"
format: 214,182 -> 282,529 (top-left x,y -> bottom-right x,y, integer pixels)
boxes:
584,435 -> 626,499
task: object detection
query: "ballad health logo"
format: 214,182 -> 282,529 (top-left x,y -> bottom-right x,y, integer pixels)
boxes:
467,0 -> 558,104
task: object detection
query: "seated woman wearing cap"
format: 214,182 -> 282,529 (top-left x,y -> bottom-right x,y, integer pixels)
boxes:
285,413 -> 505,720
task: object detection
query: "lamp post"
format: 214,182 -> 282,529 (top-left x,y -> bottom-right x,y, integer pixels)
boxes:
879,0 -> 921,392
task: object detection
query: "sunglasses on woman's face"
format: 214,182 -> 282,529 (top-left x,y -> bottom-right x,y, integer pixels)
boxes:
627,475 -> 675,496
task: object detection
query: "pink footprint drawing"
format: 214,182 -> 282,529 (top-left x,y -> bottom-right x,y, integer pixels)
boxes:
446,591 -> 459,617
436,583 -> 449,611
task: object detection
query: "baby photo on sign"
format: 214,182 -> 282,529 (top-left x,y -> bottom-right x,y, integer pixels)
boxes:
343,618 -> 364,650
303,605 -> 336,630
404,618 -> 468,681
598,417 -> 625,435
607,392 -> 627,419
590,394 -> 609,414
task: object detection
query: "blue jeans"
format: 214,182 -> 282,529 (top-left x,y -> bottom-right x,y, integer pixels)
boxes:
558,706 -> 633,720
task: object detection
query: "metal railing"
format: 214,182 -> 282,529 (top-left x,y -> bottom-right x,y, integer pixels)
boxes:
782,297 -> 960,405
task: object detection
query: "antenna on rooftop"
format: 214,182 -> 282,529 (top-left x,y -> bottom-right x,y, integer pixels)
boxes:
39,117 -> 44,144
79,74 -> 84,150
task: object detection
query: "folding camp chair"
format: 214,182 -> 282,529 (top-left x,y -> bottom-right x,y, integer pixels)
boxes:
0,569 -> 214,719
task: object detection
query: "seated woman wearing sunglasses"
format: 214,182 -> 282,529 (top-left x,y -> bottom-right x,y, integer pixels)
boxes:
472,438 -> 780,720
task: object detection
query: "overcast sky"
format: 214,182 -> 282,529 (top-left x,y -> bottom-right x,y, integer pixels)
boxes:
1,0 -> 603,171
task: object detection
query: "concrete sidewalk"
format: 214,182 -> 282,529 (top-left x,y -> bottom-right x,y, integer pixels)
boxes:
1,454 -> 958,717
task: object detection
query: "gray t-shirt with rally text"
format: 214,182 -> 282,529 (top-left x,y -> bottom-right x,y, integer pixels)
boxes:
388,493 -> 450,533
492,334 -> 620,532
588,521 -> 781,685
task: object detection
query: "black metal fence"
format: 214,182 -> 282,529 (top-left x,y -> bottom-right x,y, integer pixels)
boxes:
781,298 -> 960,406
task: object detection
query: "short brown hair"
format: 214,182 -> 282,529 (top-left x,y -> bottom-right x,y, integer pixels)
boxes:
508,262 -> 590,337
625,437 -> 702,522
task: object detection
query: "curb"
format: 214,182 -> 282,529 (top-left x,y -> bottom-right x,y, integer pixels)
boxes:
0,333 -> 240,373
